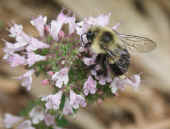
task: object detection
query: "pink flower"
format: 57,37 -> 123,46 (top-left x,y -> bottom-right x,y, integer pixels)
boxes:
83,76 -> 97,96
76,13 -> 111,36
44,114 -> 55,126
3,40 -> 28,55
17,69 -> 34,91
50,11 -> 76,40
98,75 -> 112,85
90,65 -> 112,85
64,16 -> 76,34
41,79 -> 49,86
9,24 -> 23,37
76,21 -> 90,36
127,74 -> 141,88
47,71 -> 54,76
110,74 -> 141,94
29,106 -> 45,124
58,30 -> 65,39
50,20 -> 62,41
17,120 -> 35,129
30,16 -> 47,37
3,113 -> 23,128
26,37 -> 49,52
6,53 -> 26,67
82,56 -> 96,66
41,91 -> 63,110
52,67 -> 69,88
70,90 -> 86,109
16,32 -> 31,44
27,52 -> 46,67
86,13 -> 111,27
110,77 -> 123,94
50,11 -> 68,41
63,99 -> 73,115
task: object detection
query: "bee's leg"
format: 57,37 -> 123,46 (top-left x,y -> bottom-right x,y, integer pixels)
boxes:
96,54 -> 107,76
87,64 -> 96,70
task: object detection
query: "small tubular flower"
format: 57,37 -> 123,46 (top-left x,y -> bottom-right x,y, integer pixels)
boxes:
63,99 -> 73,115
26,37 -> 49,52
27,52 -> 46,67
17,69 -> 34,91
6,53 -> 26,67
29,106 -> 45,124
44,114 -> 55,127
17,120 -> 35,129
30,15 -> 47,37
41,91 -> 63,111
9,24 -> 23,37
69,90 -> 86,109
3,113 -> 23,129
52,67 -> 69,88
110,74 -> 141,94
83,76 -> 97,96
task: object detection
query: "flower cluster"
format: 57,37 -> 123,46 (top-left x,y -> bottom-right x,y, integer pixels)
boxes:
3,10 -> 141,129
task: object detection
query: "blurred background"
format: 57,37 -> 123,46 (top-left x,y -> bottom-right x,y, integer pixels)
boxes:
1,0 -> 170,129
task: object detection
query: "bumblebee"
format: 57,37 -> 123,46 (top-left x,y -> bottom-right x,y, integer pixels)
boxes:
81,26 -> 156,76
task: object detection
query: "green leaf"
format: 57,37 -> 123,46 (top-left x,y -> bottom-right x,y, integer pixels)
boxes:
47,36 -> 53,43
34,121 -> 53,129
69,59 -> 87,83
59,94 -> 65,110
56,116 -> 69,127
35,48 -> 49,56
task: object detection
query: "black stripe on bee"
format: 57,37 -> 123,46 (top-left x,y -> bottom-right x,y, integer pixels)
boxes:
109,49 -> 130,76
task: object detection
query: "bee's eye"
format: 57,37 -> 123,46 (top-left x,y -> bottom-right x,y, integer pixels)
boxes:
86,31 -> 95,41
101,32 -> 113,43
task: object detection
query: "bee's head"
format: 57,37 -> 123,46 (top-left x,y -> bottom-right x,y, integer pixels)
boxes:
81,27 -> 98,47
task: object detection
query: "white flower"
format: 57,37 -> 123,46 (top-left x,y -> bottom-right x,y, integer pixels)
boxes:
17,69 -> 34,91
27,52 -> 46,67
98,75 -> 112,85
3,41 -> 26,54
29,106 -> 45,124
9,24 -> 23,37
3,113 -> 23,128
30,15 -> 47,37
110,74 -> 141,94
127,74 -> 141,89
52,67 -> 69,88
6,53 -> 26,67
50,20 -> 61,41
50,11 -> 76,40
64,16 -> 76,34
82,55 -> 96,66
26,37 -> 49,52
83,76 -> 97,96
16,32 -> 31,44
84,13 -> 111,27
70,90 -> 86,109
44,114 -> 55,126
76,13 -> 111,36
41,91 -> 63,110
63,99 -> 73,115
17,120 -> 35,129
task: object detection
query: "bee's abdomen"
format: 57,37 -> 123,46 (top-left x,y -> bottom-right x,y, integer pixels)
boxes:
110,49 -> 130,76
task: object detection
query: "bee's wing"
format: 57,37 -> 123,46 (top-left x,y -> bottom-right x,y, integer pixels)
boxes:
114,31 -> 157,53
